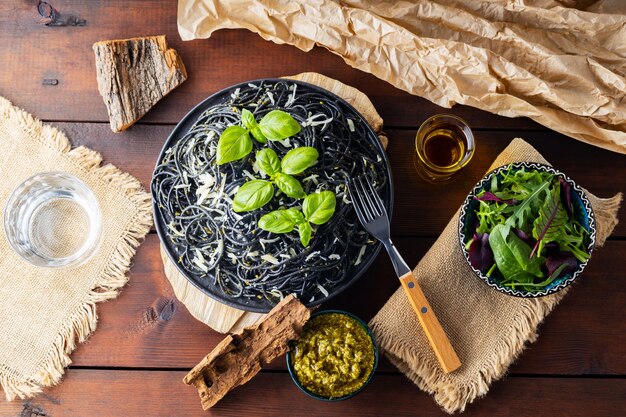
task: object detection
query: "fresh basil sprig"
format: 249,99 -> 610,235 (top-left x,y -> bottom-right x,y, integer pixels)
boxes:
216,109 -> 301,165
257,191 -> 336,246
233,146 -> 318,211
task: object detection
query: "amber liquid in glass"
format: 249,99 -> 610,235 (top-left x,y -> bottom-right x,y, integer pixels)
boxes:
423,127 -> 467,168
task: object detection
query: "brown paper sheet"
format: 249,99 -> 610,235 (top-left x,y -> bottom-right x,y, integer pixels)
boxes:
177,0 -> 626,154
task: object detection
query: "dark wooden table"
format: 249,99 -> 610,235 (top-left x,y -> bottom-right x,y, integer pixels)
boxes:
1,1 -> 625,416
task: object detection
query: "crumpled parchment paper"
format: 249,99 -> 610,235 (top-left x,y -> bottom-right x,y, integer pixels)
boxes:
177,0 -> 626,154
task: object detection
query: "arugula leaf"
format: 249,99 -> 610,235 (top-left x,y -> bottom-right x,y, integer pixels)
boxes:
232,180 -> 274,212
298,221 -> 313,247
504,179 -> 551,230
216,126 -> 253,165
303,191 -> 336,225
258,210 -> 296,234
489,224 -> 545,282
556,222 -> 591,263
531,184 -> 567,257
273,173 -> 306,199
281,147 -> 319,175
256,148 -> 281,177
258,110 -> 301,141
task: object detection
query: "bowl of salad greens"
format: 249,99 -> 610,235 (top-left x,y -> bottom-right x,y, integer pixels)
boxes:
459,162 -> 596,297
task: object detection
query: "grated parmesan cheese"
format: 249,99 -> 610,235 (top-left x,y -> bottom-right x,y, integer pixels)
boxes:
329,254 -> 340,260
261,254 -> 280,265
305,251 -> 320,262
354,245 -> 367,266
316,283 -> 329,297
347,118 -> 355,132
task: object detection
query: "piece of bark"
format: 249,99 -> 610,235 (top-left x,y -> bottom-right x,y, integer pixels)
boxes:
183,295 -> 310,410
93,35 -> 187,132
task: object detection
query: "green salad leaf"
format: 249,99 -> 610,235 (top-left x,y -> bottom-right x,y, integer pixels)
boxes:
531,184 -> 567,257
489,224 -> 545,283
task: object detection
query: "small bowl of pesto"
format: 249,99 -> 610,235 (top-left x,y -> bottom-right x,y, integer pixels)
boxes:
286,310 -> 378,401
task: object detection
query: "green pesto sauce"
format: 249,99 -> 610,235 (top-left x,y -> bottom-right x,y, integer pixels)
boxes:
291,313 -> 375,398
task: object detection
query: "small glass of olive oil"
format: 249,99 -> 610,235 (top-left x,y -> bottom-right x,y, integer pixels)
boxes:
414,114 -> 475,183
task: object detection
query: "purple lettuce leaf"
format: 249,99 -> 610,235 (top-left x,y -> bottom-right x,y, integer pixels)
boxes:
546,252 -> 578,277
559,178 -> 573,216
514,228 -> 530,241
469,232 -> 494,271
474,191 -> 517,205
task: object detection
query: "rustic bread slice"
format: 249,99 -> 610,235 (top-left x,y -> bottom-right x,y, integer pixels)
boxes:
93,35 -> 187,132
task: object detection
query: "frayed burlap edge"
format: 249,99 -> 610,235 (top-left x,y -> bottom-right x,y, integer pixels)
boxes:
369,189 -> 621,414
0,96 -> 153,400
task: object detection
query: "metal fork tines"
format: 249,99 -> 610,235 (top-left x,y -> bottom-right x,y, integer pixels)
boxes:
348,176 -> 410,277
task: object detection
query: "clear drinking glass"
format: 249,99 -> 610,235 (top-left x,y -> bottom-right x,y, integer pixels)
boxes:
4,172 -> 101,268
414,114 -> 475,183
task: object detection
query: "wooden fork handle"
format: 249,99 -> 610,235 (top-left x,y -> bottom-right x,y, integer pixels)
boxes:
399,271 -> 461,373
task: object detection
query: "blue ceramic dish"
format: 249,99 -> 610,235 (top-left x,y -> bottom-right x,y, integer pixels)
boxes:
286,310 -> 379,401
458,162 -> 596,298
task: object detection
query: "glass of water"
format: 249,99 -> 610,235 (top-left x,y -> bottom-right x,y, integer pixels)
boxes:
4,172 -> 101,268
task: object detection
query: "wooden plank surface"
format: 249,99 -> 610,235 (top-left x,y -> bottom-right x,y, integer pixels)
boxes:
1,0 -> 542,130
51,122 -> 626,237
69,234 -> 626,375
0,370 -> 624,417
1,0 -> 624,416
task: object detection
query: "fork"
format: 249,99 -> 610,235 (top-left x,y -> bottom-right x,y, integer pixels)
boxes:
349,176 -> 461,373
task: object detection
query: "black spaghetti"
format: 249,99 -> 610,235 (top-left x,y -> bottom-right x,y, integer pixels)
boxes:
152,80 -> 389,310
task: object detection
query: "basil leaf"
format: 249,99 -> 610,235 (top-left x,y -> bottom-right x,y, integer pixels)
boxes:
285,207 -> 305,225
258,110 -> 301,141
232,180 -> 274,212
303,191 -> 336,225
216,126 -> 253,165
273,173 -> 306,199
298,222 -> 312,247
256,148 -> 281,177
489,224 -> 544,282
241,109 -> 257,131
281,147 -> 319,175
258,210 -> 296,234
250,126 -> 267,144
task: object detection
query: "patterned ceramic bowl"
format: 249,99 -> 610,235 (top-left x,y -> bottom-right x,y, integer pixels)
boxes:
458,162 -> 596,297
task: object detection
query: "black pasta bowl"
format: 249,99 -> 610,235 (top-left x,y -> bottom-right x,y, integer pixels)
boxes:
151,78 -> 393,312
458,162 -> 596,298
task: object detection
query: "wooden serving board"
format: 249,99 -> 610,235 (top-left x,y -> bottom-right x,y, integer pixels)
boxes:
160,72 -> 387,334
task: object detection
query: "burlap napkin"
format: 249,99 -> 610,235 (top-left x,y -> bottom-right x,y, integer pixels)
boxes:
0,97 -> 152,400
369,138 -> 622,413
